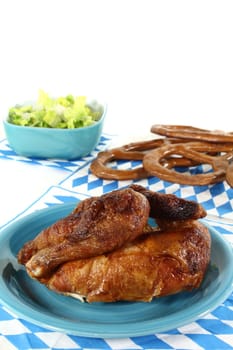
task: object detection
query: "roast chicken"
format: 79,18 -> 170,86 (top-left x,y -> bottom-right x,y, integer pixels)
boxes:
18,188 -> 150,279
18,185 -> 211,302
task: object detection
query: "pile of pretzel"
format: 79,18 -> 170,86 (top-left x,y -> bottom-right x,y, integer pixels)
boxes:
90,125 -> 233,187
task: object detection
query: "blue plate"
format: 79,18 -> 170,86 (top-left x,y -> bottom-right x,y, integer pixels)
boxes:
0,203 -> 232,338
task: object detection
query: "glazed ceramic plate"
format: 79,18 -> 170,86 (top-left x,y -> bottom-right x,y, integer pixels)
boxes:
0,203 -> 232,338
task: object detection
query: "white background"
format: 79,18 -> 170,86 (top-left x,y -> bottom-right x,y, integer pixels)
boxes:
1,0 -> 233,225
0,0 -> 233,138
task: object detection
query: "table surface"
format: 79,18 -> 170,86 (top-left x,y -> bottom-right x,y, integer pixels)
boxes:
0,121 -> 233,350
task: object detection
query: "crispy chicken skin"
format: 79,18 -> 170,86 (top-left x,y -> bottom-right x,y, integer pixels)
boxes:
46,220 -> 211,302
130,184 -> 207,231
17,185 -> 211,302
130,184 -> 206,222
18,188 -> 150,279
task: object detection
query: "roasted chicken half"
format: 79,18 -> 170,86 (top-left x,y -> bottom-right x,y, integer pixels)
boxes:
47,220 -> 210,302
17,186 -> 210,302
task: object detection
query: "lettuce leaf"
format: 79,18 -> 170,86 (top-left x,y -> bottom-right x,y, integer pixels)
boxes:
7,90 -> 101,128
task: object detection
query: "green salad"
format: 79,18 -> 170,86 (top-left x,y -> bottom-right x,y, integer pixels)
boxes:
7,90 -> 102,129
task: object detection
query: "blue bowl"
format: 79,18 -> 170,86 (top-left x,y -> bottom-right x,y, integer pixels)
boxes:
3,99 -> 106,160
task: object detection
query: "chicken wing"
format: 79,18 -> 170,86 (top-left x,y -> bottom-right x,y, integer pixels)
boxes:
46,220 -> 211,302
130,184 -> 206,221
18,188 -> 150,279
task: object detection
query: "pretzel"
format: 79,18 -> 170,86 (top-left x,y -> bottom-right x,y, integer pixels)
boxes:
226,159 -> 233,188
91,125 -> 233,187
151,124 -> 233,143
90,138 -> 195,180
143,142 -> 233,185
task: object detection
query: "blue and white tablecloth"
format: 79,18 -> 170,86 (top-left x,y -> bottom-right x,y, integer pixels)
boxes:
0,135 -> 233,350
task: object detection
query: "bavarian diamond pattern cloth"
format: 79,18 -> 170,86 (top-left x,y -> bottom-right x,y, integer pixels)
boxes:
0,134 -> 114,172
0,136 -> 233,350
